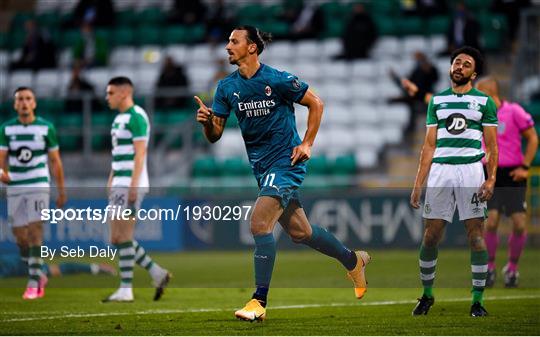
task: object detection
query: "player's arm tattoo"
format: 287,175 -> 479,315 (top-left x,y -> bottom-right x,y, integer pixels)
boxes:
204,115 -> 226,143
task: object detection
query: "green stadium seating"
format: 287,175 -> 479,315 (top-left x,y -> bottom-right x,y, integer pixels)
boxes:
525,101 -> 540,120
8,30 -> 26,50
320,20 -> 345,38
479,13 -> 508,51
0,32 -> 7,49
398,16 -> 425,36
164,26 -> 190,44
189,25 -> 206,43
11,12 -> 34,28
266,4 -> 283,20
37,12 -> 60,28
38,99 -> 65,115
374,17 -> 398,36
136,8 -> 166,25
61,29 -> 82,48
116,10 -> 137,26
91,112 -> 113,150
307,155 -> 329,175
369,0 -> 400,15
193,156 -> 218,177
464,0 -> 493,11
332,154 -> 356,175
223,157 -> 251,176
112,27 -> 135,46
320,2 -> 345,17
258,21 -> 289,36
57,113 -> 82,152
237,4 -> 266,22
427,16 -> 450,35
136,26 -> 161,46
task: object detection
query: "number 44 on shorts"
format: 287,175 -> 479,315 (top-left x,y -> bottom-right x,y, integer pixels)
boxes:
470,192 -> 483,216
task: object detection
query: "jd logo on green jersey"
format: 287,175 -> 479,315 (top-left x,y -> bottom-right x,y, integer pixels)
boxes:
16,146 -> 33,163
445,113 -> 467,135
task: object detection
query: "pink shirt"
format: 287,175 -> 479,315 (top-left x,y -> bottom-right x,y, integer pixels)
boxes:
488,100 -> 535,167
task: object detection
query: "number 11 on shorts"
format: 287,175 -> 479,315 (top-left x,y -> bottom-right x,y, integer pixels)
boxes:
263,173 -> 276,188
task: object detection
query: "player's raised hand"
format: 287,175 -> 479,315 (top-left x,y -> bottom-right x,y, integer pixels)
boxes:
410,187 -> 422,209
478,179 -> 495,202
194,96 -> 214,126
291,142 -> 311,166
401,78 -> 419,97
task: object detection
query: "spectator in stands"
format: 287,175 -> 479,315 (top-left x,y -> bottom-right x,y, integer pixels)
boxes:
334,4 -> 377,60
64,0 -> 115,28
206,0 -> 233,44
389,51 -> 439,142
155,56 -> 190,110
65,61 -> 96,113
73,22 -> 109,67
10,19 -> 57,71
441,2 -> 481,55
169,0 -> 207,26
288,3 -> 325,40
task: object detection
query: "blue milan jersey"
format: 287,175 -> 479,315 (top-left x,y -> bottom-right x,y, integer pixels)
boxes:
212,64 -> 309,175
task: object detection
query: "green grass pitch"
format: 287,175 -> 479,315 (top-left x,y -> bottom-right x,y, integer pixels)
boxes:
0,248 -> 539,335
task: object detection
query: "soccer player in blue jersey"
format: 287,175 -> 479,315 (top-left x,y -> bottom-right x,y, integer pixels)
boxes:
195,25 -> 371,322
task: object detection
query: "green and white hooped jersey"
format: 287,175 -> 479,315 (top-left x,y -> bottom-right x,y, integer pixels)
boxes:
111,105 -> 150,189
426,88 -> 498,165
0,116 -> 58,195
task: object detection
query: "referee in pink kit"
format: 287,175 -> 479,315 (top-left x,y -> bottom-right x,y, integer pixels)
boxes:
476,77 -> 538,288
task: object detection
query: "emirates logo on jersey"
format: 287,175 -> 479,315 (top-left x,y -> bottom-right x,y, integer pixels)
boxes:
445,113 -> 467,135
265,85 -> 272,96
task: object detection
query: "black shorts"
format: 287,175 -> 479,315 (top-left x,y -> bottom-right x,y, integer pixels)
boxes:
485,166 -> 527,216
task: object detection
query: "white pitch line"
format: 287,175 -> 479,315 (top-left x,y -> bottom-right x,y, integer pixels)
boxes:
1,294 -> 539,323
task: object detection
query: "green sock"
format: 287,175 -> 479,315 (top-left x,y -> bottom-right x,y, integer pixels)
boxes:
28,246 -> 43,288
471,250 -> 488,305
117,241 -> 135,288
419,245 -> 438,298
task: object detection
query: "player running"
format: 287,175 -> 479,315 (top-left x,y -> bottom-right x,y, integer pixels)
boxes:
410,46 -> 498,317
476,77 -> 538,288
102,77 -> 171,302
0,87 -> 67,300
195,26 -> 370,322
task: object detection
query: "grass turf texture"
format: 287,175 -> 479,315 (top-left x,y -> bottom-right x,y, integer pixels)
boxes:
0,249 -> 539,335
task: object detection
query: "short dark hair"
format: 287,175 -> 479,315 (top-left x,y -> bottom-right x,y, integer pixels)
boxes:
234,25 -> 272,55
450,46 -> 484,76
108,76 -> 133,87
13,86 -> 34,96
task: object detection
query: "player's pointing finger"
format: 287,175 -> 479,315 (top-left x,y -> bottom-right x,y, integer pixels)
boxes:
194,96 -> 207,109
